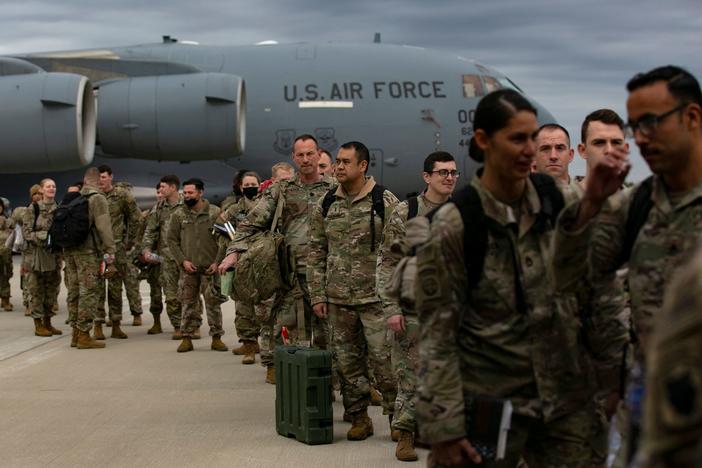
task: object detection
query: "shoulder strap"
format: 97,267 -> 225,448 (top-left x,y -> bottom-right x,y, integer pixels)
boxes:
448,184 -> 488,289
369,184 -> 386,253
528,172 -> 565,232
32,202 -> 40,231
621,176 -> 654,264
321,188 -> 337,218
407,196 -> 419,220
270,183 -> 286,232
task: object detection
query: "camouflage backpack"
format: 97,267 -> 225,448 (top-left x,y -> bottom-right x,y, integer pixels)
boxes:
232,185 -> 295,303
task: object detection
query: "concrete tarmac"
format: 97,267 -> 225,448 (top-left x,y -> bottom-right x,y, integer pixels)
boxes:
0,258 -> 427,467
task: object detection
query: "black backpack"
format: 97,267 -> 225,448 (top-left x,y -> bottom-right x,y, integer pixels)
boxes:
49,193 -> 94,249
321,184 -> 386,252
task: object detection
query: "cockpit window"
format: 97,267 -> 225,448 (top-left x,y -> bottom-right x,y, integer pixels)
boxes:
483,76 -> 502,93
497,77 -> 524,93
462,74 -> 485,97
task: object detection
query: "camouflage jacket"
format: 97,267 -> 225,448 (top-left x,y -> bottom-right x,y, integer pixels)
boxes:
221,195 -> 256,229
65,185 -> 116,256
0,214 -> 13,253
220,192 -> 239,213
22,200 -> 60,269
377,193 -> 442,319
307,176 -> 399,306
227,173 -> 335,269
103,185 -> 140,247
415,176 -> 598,444
167,200 -> 224,269
553,175 -> 702,356
141,194 -> 184,258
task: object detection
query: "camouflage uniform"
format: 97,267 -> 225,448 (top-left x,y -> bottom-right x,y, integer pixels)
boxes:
377,194 -> 442,434
96,185 -> 142,323
415,176 -> 616,466
136,208 -> 162,315
220,192 -> 239,213
0,212 -> 13,301
227,174 -> 335,359
142,194 -> 184,328
643,247 -> 702,467
64,186 -> 116,332
11,207 -> 31,310
167,199 -> 226,338
308,176 -> 399,416
22,201 -> 62,320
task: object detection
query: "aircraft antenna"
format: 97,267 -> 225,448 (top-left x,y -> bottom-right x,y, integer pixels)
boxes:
374,33 -> 381,44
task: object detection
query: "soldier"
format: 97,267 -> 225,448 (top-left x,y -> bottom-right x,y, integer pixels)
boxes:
93,164 -> 142,340
64,167 -> 116,349
577,108 -> 630,191
134,183 -> 164,333
167,178 -> 227,353
377,151 -> 458,460
23,178 -> 62,336
60,182 -> 82,330
16,185 -> 43,315
318,149 -> 335,177
552,65 -> 702,461
219,135 -> 334,384
0,201 -> 13,311
533,123 -> 575,184
414,89 -> 617,466
221,171 -> 262,364
142,175 -> 186,338
220,169 -> 251,213
308,140 -> 399,441
258,162 -> 295,193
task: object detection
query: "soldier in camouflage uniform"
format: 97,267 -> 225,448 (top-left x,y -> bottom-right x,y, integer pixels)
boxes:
64,167 -> 116,349
220,168 -> 250,213
167,178 -> 227,353
23,179 -> 62,337
307,141 -> 399,441
0,202 -> 13,310
553,66 -> 702,463
135,190 -> 164,334
94,165 -> 142,339
220,135 -> 334,384
377,151 -> 458,461
16,185 -> 43,315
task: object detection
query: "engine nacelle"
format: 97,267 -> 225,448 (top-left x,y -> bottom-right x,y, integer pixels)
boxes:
97,73 -> 245,161
0,72 -> 96,172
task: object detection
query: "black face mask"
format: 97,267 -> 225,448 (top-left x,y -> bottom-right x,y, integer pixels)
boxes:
242,186 -> 259,200
184,198 -> 198,207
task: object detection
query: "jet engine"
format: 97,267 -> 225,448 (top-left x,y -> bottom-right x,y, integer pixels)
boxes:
97,73 -> 245,161
0,72 -> 96,173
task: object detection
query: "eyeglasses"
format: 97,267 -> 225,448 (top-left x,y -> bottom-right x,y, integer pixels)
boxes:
624,103 -> 688,138
430,169 -> 461,179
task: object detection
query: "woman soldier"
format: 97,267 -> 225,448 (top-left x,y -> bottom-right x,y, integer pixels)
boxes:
0,201 -> 13,310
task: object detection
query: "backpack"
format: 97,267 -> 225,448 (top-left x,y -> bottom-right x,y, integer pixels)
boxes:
49,193 -> 94,249
620,176 -> 654,265
321,184 -> 386,252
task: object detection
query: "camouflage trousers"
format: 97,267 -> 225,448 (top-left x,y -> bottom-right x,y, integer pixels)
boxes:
276,274 -> 329,347
96,247 -> 143,322
234,300 -> 259,342
329,302 -> 396,415
391,313 -> 419,433
27,268 -> 61,319
160,257 -> 182,329
64,250 -> 101,332
256,295 -> 277,368
145,264 -> 163,315
0,249 -> 11,298
21,252 -> 30,308
178,271 -> 225,338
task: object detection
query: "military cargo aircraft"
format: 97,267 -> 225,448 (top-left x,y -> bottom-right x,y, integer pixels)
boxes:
0,36 -> 556,208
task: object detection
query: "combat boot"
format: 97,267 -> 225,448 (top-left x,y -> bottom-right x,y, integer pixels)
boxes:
172,327 -> 182,340
132,314 -> 142,326
43,316 -> 62,335
70,327 -> 79,348
395,430 -> 418,462
76,330 -> 106,349
2,297 -> 12,311
93,323 -> 106,340
389,415 -> 401,442
370,387 -> 383,406
33,318 -> 52,337
177,337 -> 193,353
265,366 -> 276,385
242,341 -> 257,364
111,321 -> 128,339
211,335 -> 228,352
343,411 -> 352,423
347,410 -> 374,441
147,314 -> 162,335
231,340 -> 258,355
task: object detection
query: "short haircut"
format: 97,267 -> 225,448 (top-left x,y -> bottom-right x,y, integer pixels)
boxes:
293,134 -> 318,148
340,141 -> 370,169
271,162 -> 294,179
627,65 -> 702,107
535,123 -> 571,146
159,174 -> 180,188
240,171 -> 261,185
155,182 -> 161,190
423,151 -> 455,173
84,167 -> 100,184
319,149 -> 333,161
580,109 -> 625,143
182,178 -> 204,191
97,164 -> 113,175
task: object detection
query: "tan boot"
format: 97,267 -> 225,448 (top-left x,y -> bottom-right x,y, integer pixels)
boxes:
395,430 -> 418,462
177,337 -> 193,353
347,410 -> 374,440
33,318 -> 52,337
93,323 -> 106,340
132,315 -> 142,326
111,320 -> 128,339
76,329 -> 106,349
43,317 -> 62,335
265,366 -> 276,385
1,297 -> 12,311
343,411 -> 352,423
172,327 -> 182,340
370,387 -> 383,406
389,415 -> 401,442
147,314 -> 162,335
70,327 -> 79,348
211,335 -> 228,352
231,342 -> 247,355
242,341 -> 256,365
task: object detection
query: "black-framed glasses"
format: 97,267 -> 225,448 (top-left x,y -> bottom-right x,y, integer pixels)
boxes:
430,169 -> 461,179
624,103 -> 688,138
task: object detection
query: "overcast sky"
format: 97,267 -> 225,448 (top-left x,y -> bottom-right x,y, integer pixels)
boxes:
1,0 -> 700,181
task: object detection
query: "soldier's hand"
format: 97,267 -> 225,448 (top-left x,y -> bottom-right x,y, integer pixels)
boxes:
431,438 -> 482,465
584,146 -> 630,204
183,260 -> 198,274
206,263 -> 218,275
218,252 -> 238,275
313,303 -> 327,319
387,315 -> 405,333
